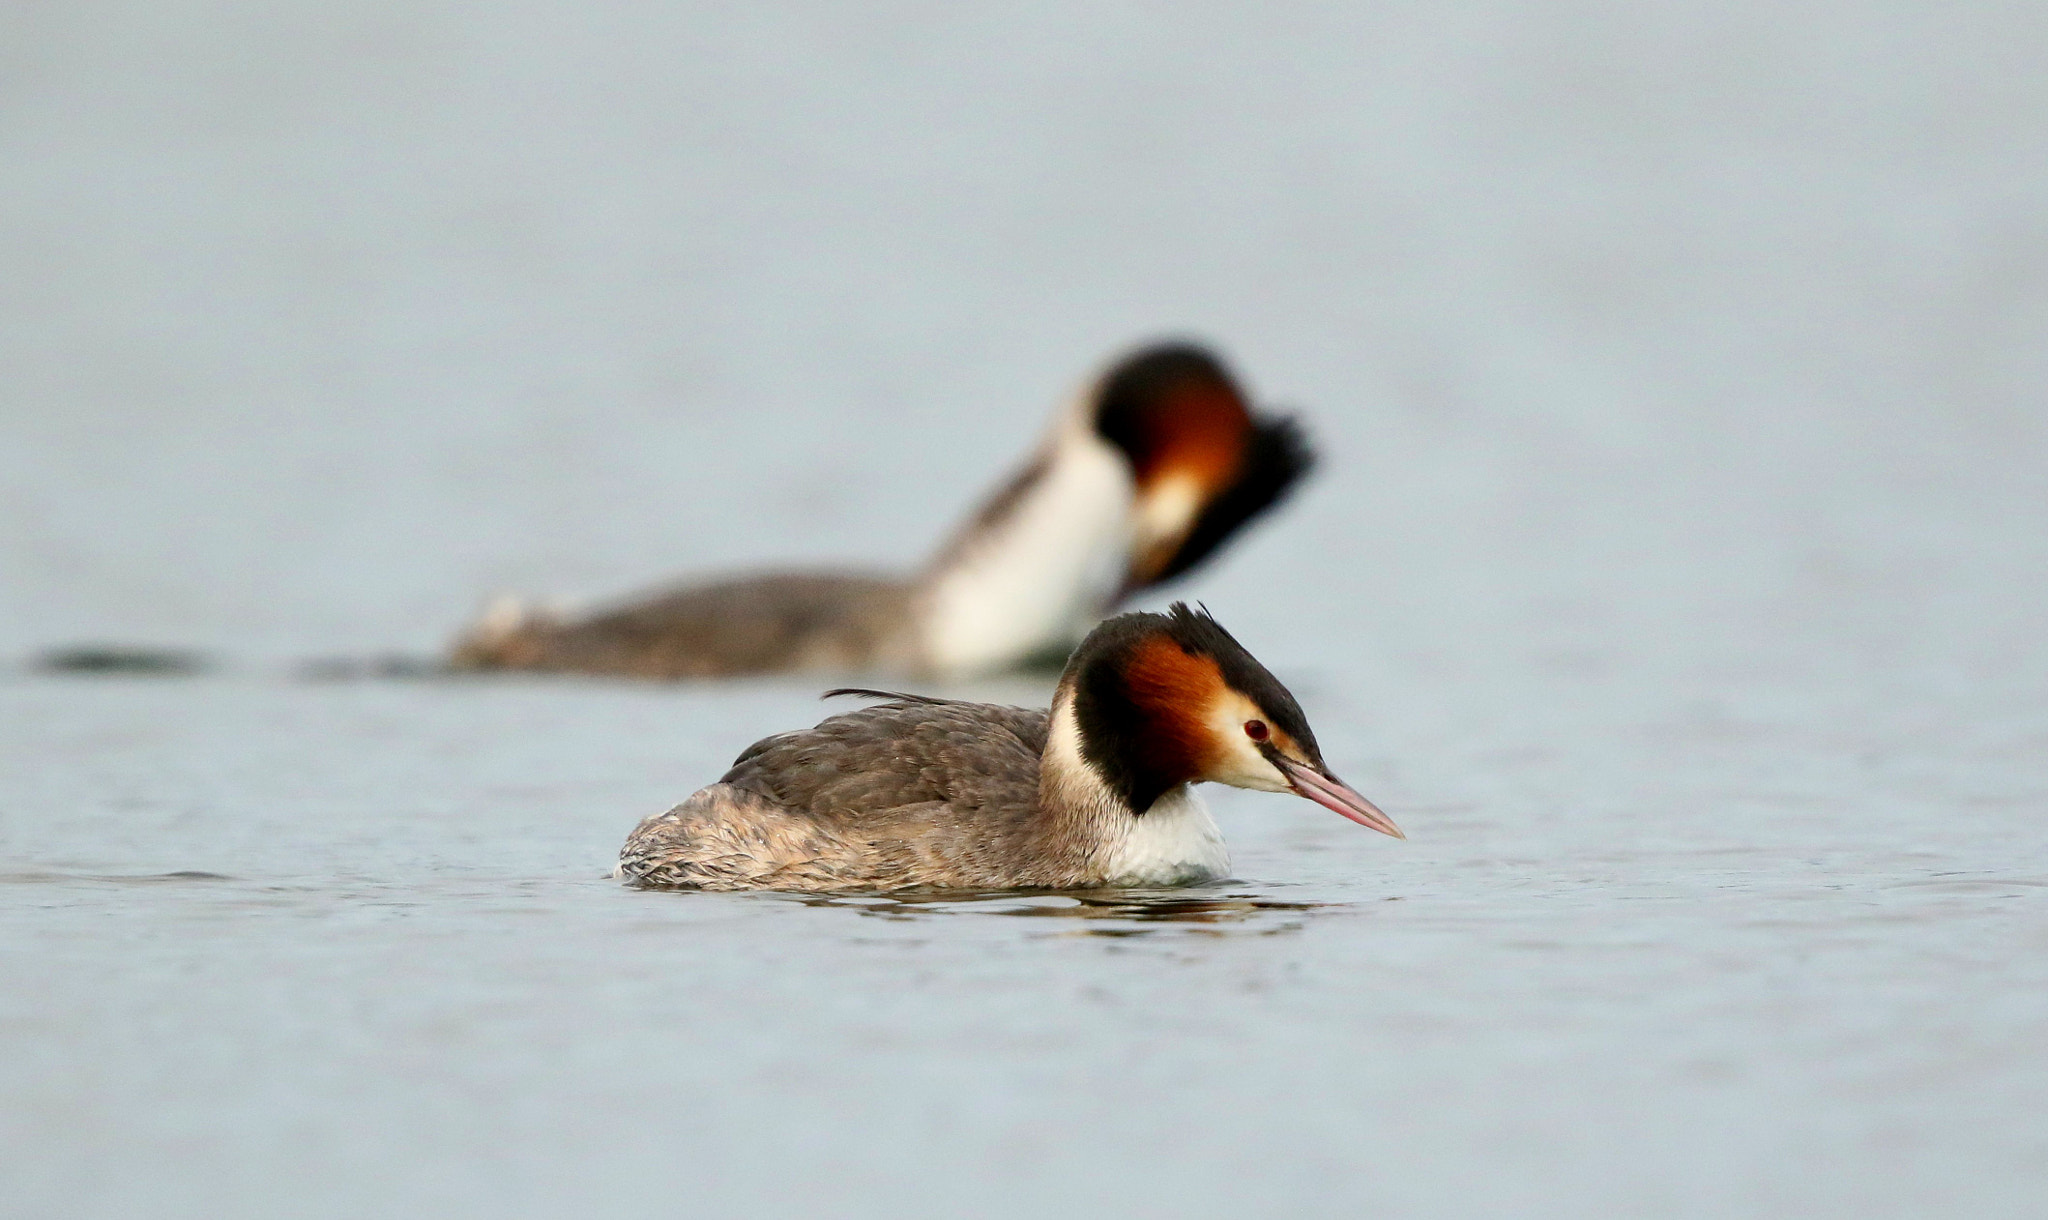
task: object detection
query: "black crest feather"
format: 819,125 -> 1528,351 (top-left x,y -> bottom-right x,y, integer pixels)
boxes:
821,688 -> 946,704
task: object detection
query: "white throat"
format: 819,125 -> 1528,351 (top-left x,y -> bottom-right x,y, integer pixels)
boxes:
1040,694 -> 1231,887
915,406 -> 1135,677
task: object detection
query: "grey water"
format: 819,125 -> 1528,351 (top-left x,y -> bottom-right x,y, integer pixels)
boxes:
6,2 -> 2048,1216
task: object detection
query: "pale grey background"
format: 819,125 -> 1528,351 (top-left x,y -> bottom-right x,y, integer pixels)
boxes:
4,3 -> 2046,1217
5,0 -> 2041,674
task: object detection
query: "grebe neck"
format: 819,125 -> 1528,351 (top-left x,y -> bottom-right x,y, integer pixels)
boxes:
1037,686 -> 1230,886
912,408 -> 1134,677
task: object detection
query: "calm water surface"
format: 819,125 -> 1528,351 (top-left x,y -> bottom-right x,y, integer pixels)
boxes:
5,662 -> 2045,1217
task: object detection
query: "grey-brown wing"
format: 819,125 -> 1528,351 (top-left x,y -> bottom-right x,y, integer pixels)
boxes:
452,570 -> 915,678
723,701 -> 1047,823
976,703 -> 1049,755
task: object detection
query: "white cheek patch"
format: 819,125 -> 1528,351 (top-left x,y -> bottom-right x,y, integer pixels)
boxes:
1201,690 -> 1293,793
1133,472 -> 1205,555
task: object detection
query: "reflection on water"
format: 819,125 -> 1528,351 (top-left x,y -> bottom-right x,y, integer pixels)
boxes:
795,888 -> 1334,937
31,646 -> 212,675
0,870 -> 236,886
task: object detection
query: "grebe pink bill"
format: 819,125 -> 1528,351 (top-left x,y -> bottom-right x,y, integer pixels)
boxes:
453,342 -> 1314,681
617,604 -> 1401,893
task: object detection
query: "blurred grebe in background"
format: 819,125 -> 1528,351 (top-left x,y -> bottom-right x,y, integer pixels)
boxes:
449,342 -> 1314,680
617,603 -> 1401,892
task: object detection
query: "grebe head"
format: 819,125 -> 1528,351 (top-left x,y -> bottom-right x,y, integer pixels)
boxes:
1059,603 -> 1403,837
913,342 -> 1316,678
1089,344 -> 1316,600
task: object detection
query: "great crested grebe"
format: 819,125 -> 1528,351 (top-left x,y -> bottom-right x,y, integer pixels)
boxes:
617,604 -> 1401,892
450,342 -> 1313,680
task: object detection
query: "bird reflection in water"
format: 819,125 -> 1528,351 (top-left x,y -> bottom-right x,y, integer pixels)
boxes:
796,888 -> 1335,937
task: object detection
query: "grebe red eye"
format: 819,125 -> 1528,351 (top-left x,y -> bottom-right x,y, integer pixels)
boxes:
1244,719 -> 1269,742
